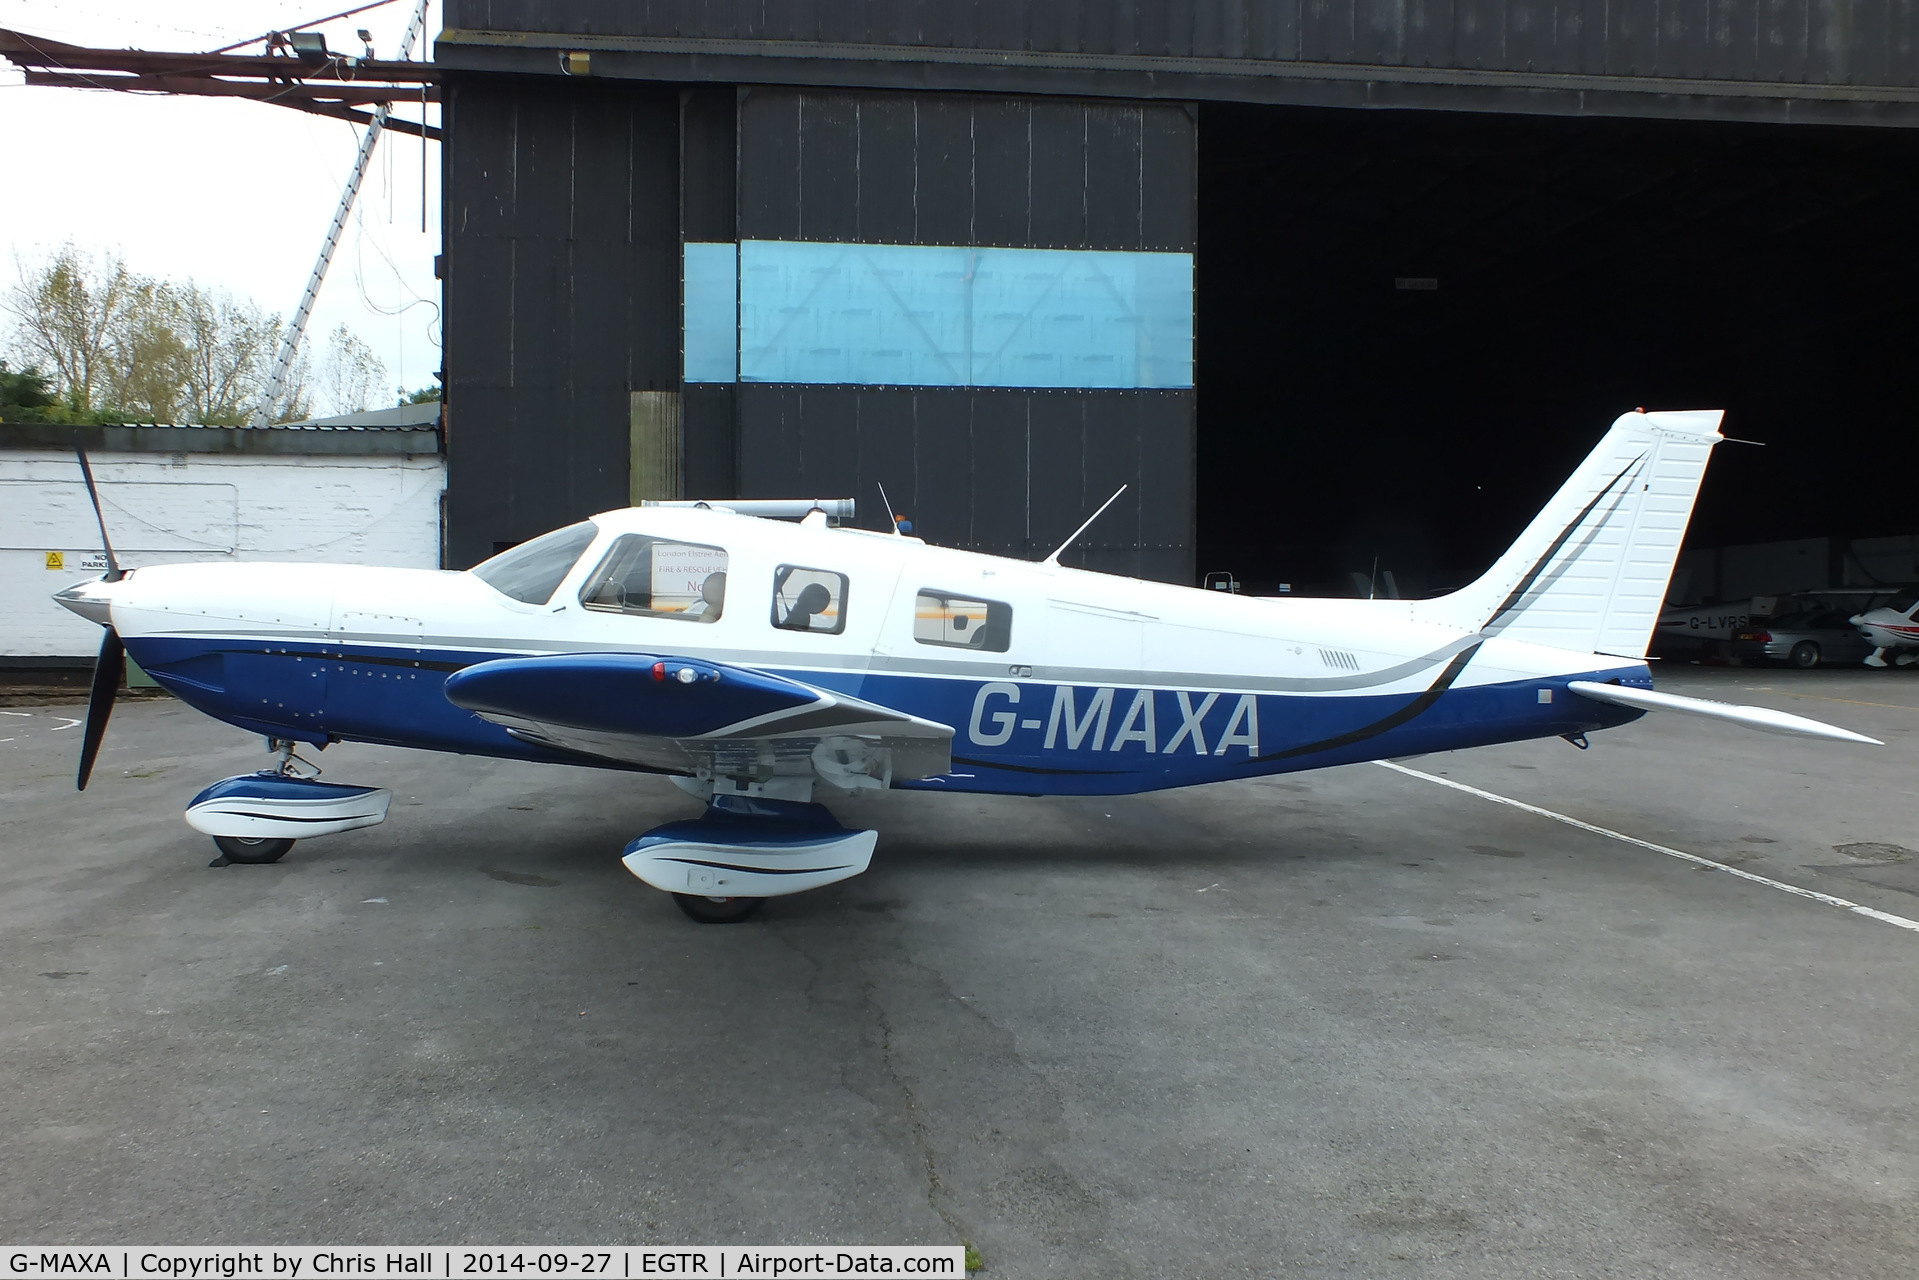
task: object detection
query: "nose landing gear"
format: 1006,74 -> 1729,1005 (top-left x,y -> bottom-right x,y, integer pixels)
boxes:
186,738 -> 390,864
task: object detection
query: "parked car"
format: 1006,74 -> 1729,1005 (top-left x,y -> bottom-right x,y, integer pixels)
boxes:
1731,609 -> 1876,668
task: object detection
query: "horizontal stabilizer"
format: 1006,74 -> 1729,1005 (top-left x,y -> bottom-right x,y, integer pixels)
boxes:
1567,681 -> 1881,745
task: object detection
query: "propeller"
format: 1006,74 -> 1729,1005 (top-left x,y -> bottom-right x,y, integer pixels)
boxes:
74,443 -> 124,583
77,629 -> 123,791
72,443 -> 124,791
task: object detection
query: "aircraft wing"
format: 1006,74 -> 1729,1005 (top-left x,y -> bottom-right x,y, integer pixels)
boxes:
443,652 -> 953,784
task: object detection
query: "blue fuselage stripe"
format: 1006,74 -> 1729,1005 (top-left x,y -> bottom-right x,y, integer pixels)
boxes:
122,634 -> 1646,796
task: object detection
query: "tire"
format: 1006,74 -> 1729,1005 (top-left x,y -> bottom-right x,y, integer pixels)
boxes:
1788,641 -> 1821,669
213,835 -> 295,864
673,893 -> 765,924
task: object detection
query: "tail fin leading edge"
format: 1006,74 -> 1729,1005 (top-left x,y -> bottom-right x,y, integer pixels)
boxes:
1418,409 -> 1724,658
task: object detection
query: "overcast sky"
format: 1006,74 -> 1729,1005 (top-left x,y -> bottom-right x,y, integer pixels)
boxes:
0,0 -> 444,408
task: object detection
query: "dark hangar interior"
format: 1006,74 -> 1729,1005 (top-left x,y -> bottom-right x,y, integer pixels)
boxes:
436,2 -> 1919,596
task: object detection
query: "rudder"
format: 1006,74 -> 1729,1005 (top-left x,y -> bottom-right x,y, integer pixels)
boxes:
1414,409 -> 1724,657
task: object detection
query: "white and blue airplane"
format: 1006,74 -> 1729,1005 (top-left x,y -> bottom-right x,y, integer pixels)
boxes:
55,408 -> 1879,922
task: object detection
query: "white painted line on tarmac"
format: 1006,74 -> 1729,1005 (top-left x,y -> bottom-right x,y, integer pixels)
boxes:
1376,759 -> 1919,935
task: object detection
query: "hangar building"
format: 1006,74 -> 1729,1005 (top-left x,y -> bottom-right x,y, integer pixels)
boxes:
434,2 -> 1919,596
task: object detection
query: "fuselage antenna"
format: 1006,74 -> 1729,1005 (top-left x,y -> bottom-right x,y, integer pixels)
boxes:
1042,484 -> 1128,567
877,482 -> 902,536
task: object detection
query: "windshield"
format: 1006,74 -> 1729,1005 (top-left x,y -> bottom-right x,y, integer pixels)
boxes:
1889,590 -> 1919,614
471,521 -> 599,604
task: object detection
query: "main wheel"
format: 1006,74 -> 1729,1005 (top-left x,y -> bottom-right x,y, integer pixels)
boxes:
1789,640 -> 1821,669
673,893 -> 765,924
213,835 -> 295,864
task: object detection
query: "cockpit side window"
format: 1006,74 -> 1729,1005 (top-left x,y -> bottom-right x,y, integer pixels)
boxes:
914,589 -> 1012,652
772,566 -> 849,634
580,534 -> 729,622
471,521 -> 599,605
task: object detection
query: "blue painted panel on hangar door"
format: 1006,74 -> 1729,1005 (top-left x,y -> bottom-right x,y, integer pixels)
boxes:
683,240 -> 1193,390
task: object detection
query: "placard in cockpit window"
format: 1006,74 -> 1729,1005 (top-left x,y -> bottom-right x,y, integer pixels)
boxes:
581,535 -> 729,621
914,590 -> 1012,652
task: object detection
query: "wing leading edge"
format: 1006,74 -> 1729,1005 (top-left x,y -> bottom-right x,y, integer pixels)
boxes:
443,652 -> 953,785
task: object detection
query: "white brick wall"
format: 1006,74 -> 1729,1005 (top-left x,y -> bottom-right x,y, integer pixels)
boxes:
1,450 -> 445,657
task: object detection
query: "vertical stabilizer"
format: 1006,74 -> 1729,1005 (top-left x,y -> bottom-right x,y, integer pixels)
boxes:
1414,409 -> 1724,657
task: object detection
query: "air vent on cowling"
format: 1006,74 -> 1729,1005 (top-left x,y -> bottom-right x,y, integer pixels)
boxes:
1319,648 -> 1361,672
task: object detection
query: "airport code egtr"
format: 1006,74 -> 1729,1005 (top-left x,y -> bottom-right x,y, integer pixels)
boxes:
7,1252 -> 964,1279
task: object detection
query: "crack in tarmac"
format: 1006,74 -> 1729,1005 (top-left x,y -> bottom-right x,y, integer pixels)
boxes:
865,973 -> 970,1246
766,911 -> 976,1254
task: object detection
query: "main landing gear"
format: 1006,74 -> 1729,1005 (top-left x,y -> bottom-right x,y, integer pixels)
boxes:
184,739 -> 391,864
672,893 -> 766,925
212,834 -> 297,864
623,794 -> 879,924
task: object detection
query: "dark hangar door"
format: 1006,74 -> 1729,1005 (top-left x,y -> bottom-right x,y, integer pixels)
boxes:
442,80 -> 681,570
684,89 -> 1199,585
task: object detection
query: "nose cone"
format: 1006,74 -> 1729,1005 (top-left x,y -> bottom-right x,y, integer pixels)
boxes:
53,579 -> 116,627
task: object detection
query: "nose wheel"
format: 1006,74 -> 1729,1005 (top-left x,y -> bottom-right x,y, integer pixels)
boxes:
188,740 -> 390,865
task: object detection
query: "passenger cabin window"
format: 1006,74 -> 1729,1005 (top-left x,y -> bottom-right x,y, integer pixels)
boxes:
581,535 -> 729,622
471,521 -> 599,605
914,590 -> 1012,652
772,566 -> 848,634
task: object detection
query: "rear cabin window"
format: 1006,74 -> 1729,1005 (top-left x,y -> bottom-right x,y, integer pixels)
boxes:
914,590 -> 1012,652
471,521 -> 599,605
772,566 -> 848,634
581,535 -> 729,622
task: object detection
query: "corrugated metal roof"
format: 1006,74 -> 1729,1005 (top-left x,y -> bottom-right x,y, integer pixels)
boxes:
0,413 -> 441,455
276,401 -> 443,430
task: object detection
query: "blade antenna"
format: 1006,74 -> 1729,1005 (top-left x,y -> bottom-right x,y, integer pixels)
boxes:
877,482 -> 903,536
74,443 -> 124,583
1042,484 -> 1128,566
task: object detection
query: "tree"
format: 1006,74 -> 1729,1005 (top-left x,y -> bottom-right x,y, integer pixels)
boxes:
0,359 -> 56,421
106,279 -> 190,421
3,247 -> 376,425
177,284 -> 279,424
399,383 -> 441,405
3,244 -> 139,413
319,323 -> 388,416
276,341 -> 315,424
